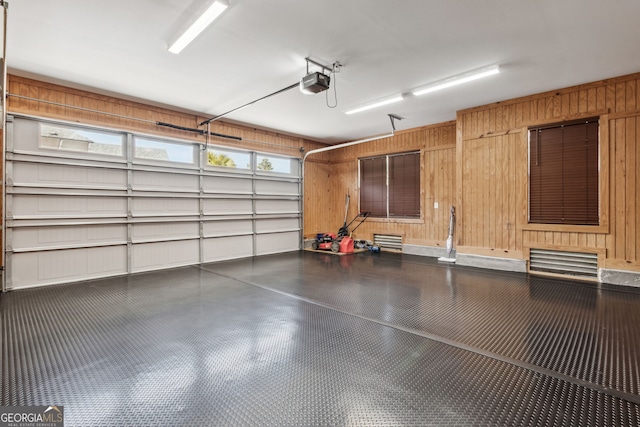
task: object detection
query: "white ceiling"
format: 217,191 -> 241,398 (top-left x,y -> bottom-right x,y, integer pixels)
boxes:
7,0 -> 640,144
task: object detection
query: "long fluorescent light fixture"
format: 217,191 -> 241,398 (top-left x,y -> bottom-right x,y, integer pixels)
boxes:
345,95 -> 405,115
412,64 -> 500,97
168,0 -> 229,54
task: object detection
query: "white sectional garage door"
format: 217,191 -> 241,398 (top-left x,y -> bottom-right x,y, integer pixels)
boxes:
4,116 -> 301,290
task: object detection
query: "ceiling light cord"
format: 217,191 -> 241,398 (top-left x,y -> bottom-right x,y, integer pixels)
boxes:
325,66 -> 338,109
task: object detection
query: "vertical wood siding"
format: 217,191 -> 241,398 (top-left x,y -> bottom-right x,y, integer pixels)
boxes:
459,132 -> 526,257
310,124 -> 457,247
7,75 -> 325,156
458,73 -> 640,271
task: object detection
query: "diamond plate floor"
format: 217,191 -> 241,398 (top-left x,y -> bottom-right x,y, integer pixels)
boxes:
2,251 -> 640,426
211,251 -> 640,399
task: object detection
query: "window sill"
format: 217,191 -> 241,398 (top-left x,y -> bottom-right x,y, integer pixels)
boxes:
522,223 -> 609,234
366,217 -> 423,224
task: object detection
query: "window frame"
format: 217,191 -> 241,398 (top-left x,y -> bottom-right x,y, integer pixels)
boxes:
358,150 -> 421,220
523,114 -> 609,234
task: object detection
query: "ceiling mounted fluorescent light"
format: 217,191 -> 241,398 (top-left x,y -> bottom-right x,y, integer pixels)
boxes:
345,95 -> 404,115
168,0 -> 229,54
412,64 -> 500,97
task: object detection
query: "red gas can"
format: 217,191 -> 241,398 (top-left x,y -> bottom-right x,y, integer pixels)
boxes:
339,236 -> 354,253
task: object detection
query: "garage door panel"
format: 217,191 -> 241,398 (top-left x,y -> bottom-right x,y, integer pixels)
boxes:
255,199 -> 299,214
203,220 -> 252,237
132,240 -> 199,272
255,218 -> 299,233
255,180 -> 298,195
12,195 -> 127,218
203,236 -> 253,262
132,170 -> 199,192
12,162 -> 127,189
10,246 -> 127,289
12,225 -> 127,250
203,198 -> 252,215
203,175 -> 252,194
132,222 -> 199,242
255,232 -> 299,255
132,197 -> 199,216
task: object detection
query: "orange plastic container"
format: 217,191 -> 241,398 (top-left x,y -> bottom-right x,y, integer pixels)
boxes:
339,236 -> 354,253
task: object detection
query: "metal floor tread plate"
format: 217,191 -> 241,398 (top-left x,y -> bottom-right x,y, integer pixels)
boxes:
2,252 -> 640,426
208,251 -> 640,398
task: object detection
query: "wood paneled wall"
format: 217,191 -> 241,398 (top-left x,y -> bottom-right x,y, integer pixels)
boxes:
457,72 -> 640,272
7,75 -> 327,156
459,132 -> 526,258
303,154 -> 331,238
303,123 -> 457,247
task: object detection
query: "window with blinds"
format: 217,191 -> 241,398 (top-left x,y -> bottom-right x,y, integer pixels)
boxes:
360,151 -> 420,218
529,118 -> 599,225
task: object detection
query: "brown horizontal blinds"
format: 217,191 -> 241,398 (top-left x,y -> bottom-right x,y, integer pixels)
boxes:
360,156 -> 387,217
529,119 -> 599,225
389,152 -> 420,218
360,151 -> 420,218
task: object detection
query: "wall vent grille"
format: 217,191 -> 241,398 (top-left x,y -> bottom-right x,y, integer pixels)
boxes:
373,234 -> 403,251
529,249 -> 598,278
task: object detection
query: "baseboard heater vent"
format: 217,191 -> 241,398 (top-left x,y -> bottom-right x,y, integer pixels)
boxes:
529,249 -> 598,278
373,234 -> 403,251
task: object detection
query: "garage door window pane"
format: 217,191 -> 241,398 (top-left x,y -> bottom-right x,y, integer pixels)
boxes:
207,148 -> 251,169
40,124 -> 123,156
135,137 -> 195,164
256,154 -> 293,174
